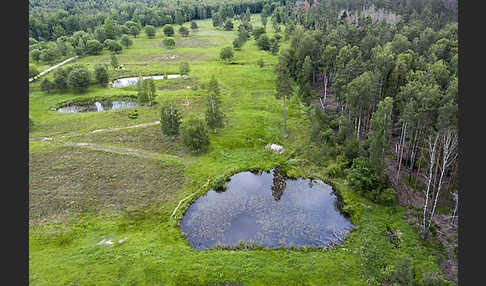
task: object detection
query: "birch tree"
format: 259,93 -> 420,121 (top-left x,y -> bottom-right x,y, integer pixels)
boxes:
275,55 -> 293,137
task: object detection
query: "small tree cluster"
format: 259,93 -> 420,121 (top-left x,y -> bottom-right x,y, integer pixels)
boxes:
205,75 -> 225,133
137,77 -> 156,105
182,117 -> 210,153
160,101 -> 182,138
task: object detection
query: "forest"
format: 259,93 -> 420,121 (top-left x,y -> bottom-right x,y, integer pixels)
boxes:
29,0 -> 459,285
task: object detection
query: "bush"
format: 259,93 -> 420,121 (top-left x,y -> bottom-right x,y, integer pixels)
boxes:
219,46 -> 234,63
144,25 -> 156,38
120,35 -> 133,48
29,116 -> 35,130
212,176 -> 228,192
163,37 -> 176,49
346,157 -> 396,205
253,26 -> 265,40
93,63 -> 109,86
256,34 -> 271,51
163,25 -> 174,36
86,40 -> 103,55
190,21 -> 198,30
67,65 -> 91,91
224,20 -> 234,31
182,117 -> 210,153
179,26 -> 189,37
257,58 -> 264,68
29,64 -> 39,78
179,62 -> 190,75
41,78 -> 55,93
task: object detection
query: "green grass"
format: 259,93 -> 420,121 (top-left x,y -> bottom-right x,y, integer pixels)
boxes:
29,16 -> 453,286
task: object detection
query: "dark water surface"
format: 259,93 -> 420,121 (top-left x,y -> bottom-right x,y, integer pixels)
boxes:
180,169 -> 353,250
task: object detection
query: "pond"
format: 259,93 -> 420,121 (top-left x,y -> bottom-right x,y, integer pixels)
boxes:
57,100 -> 139,113
111,74 -> 185,88
180,169 -> 353,250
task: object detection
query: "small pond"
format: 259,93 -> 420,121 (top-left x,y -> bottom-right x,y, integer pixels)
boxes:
111,74 -> 185,88
180,169 -> 353,250
57,100 -> 139,113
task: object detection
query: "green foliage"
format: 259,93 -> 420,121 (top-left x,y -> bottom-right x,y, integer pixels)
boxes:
162,37 -> 176,49
190,21 -> 198,30
257,58 -> 264,68
29,115 -> 35,130
86,40 -> 103,55
256,34 -> 270,51
224,20 -> 234,31
179,26 -> 190,37
53,67 -> 69,90
104,39 -> 122,53
179,62 -> 190,75
110,54 -> 119,70
182,117 -> 210,153
253,26 -> 265,40
205,76 -> 225,132
219,46 -> 234,63
67,65 -> 91,92
93,63 -> 109,86
346,157 -> 395,205
211,176 -> 228,192
128,109 -> 138,119
270,37 -> 279,55
137,78 -> 156,105
120,35 -> 133,48
29,64 -> 39,78
162,25 -> 174,37
30,49 -> 41,62
144,25 -> 156,38
160,101 -> 182,137
40,78 -> 54,93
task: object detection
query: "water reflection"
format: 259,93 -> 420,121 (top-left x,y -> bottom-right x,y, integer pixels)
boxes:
180,169 -> 353,250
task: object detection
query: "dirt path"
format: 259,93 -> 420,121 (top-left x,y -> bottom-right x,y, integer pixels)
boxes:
29,56 -> 79,82
90,121 -> 160,133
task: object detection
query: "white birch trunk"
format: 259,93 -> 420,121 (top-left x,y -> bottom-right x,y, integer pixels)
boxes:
423,132 -> 440,233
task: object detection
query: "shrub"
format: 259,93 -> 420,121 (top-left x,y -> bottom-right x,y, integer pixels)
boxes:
256,34 -> 271,51
212,176 -> 228,192
120,35 -> 133,48
179,26 -> 189,37
257,58 -> 264,68
41,78 -> 55,93
29,116 -> 35,130
86,40 -> 103,55
163,37 -> 176,49
190,21 -> 198,30
29,64 -> 39,78
253,26 -> 265,40
163,25 -> 174,36
224,20 -> 234,31
179,62 -> 190,75
67,65 -> 91,91
182,117 -> 210,153
93,63 -> 109,86
219,46 -> 234,63
144,25 -> 156,38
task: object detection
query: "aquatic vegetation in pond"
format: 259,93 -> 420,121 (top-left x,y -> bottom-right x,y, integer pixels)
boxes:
57,100 -> 139,113
180,169 -> 353,250
111,74 -> 186,88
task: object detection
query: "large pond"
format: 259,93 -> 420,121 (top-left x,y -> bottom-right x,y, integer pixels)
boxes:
111,74 -> 185,88
57,100 -> 139,113
180,169 -> 353,250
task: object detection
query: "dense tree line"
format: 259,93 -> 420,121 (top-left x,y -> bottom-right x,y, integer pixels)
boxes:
272,0 -> 458,237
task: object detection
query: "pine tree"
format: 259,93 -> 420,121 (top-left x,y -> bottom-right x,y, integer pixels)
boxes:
275,56 -> 293,137
205,76 -> 224,132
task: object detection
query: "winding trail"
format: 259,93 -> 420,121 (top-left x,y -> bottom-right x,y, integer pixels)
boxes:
29,56 -> 79,82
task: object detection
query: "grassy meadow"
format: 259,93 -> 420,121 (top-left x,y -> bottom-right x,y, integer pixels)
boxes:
29,15 -> 452,285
